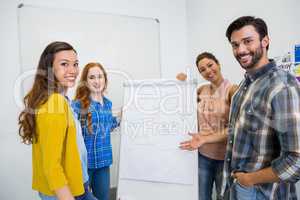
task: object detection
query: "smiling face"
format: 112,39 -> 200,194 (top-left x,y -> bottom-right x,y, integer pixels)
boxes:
230,25 -> 269,71
52,50 -> 79,91
197,57 -> 222,84
86,66 -> 107,94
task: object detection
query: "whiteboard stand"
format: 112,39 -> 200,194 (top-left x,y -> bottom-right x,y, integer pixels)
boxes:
117,80 -> 198,200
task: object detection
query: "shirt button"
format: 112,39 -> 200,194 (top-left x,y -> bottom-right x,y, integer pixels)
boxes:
229,140 -> 233,144
227,158 -> 231,162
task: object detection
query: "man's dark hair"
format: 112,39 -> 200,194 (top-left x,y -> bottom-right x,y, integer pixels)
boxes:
226,16 -> 269,50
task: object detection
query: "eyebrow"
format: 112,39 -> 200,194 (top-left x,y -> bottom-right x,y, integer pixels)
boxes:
231,36 -> 253,44
59,59 -> 79,62
88,73 -> 104,76
198,66 -> 205,70
200,62 -> 212,67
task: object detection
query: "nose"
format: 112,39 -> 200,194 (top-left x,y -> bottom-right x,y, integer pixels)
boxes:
205,67 -> 212,74
68,65 -> 78,74
236,43 -> 247,55
95,77 -> 101,83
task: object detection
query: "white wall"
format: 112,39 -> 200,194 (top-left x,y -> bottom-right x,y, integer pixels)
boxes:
186,0 -> 300,197
186,0 -> 300,85
0,0 -> 188,199
2,0 -> 300,199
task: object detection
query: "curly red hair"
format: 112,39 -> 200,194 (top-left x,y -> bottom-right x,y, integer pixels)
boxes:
74,62 -> 108,133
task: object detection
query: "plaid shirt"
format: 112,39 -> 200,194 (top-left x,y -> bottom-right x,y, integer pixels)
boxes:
221,60 -> 300,199
72,97 -> 119,169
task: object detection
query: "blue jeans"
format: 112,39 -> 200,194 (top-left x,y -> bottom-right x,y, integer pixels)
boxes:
230,181 -> 265,200
38,182 -> 98,200
198,153 -> 224,200
88,167 -> 110,200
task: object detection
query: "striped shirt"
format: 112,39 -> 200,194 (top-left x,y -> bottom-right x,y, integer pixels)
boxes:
72,97 -> 119,169
221,60 -> 300,199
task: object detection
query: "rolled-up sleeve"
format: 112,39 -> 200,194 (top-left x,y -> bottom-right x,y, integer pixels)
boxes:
111,115 -> 120,129
271,85 -> 300,182
107,100 -> 120,130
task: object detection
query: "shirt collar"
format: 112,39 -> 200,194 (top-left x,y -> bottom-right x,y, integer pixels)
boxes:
64,95 -> 70,102
244,59 -> 275,83
90,96 -> 107,104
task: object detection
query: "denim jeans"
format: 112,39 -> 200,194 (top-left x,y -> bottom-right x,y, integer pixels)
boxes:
198,153 -> 224,200
38,182 -> 98,200
88,167 -> 110,200
230,181 -> 265,200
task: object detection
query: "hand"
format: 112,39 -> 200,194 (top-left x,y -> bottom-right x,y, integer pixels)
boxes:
176,73 -> 187,81
232,172 -> 255,187
200,130 -> 213,136
55,185 -> 75,200
117,108 -> 123,119
179,132 -> 206,151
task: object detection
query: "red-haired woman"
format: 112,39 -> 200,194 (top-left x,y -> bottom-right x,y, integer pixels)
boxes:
72,63 -> 120,200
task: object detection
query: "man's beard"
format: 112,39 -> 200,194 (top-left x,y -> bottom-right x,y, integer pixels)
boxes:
235,44 -> 263,70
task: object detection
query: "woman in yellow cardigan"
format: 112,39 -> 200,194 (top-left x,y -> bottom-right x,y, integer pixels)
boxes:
18,41 -> 97,200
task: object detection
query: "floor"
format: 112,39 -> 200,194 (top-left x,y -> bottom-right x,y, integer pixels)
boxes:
110,187 -> 117,200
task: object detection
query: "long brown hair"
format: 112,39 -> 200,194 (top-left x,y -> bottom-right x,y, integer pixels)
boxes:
18,41 -> 77,144
74,62 -> 108,133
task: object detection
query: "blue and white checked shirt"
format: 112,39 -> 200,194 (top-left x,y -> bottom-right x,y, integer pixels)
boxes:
72,97 -> 119,169
221,60 -> 300,199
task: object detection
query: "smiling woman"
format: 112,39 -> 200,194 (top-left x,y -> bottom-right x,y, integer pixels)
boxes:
18,41 -> 97,200
72,62 -> 120,200
52,50 -> 79,90
178,52 -> 238,200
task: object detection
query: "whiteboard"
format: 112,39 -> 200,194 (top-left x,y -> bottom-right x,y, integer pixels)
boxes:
17,4 -> 161,188
118,80 -> 198,200
17,4 -> 161,110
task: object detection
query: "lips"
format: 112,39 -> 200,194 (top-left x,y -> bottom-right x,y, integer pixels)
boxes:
207,73 -> 215,80
208,74 -> 214,79
238,54 -> 251,64
91,85 -> 103,92
64,76 -> 76,81
91,83 -> 100,88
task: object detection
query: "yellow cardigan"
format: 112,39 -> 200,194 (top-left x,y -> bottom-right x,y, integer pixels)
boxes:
32,93 -> 84,196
